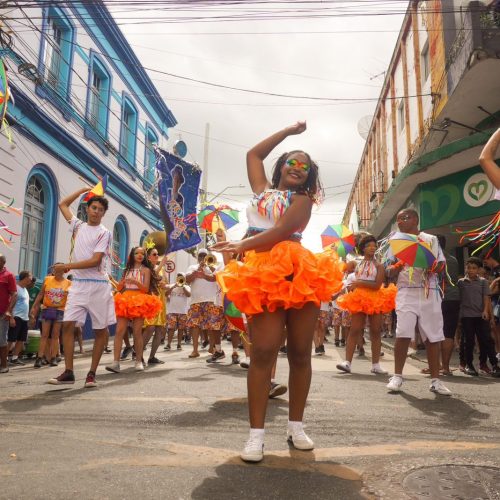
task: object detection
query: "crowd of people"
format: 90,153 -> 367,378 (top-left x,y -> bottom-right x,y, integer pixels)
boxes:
1,124 -> 500,464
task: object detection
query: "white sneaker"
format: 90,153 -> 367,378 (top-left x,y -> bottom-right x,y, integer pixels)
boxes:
386,375 -> 403,392
336,361 -> 351,373
241,435 -> 264,462
240,358 -> 250,369
135,361 -> 145,372
430,379 -> 452,396
105,361 -> 120,373
287,426 -> 314,450
371,366 -> 388,375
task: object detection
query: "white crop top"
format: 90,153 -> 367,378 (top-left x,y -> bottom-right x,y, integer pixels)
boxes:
124,267 -> 143,290
354,260 -> 378,282
246,189 -> 303,238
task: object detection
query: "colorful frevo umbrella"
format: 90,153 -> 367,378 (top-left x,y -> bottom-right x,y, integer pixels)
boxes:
321,224 -> 356,257
198,204 -> 239,233
223,295 -> 245,332
388,232 -> 436,269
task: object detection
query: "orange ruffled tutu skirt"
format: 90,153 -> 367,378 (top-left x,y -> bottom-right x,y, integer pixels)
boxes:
337,284 -> 397,315
217,241 -> 344,315
115,290 -> 163,320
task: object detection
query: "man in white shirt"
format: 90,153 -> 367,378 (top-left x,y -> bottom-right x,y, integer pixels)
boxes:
165,273 -> 191,350
186,248 -> 224,359
386,209 -> 451,396
49,187 -> 116,388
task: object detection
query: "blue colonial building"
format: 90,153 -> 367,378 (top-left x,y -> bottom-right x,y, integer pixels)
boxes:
0,1 -> 176,288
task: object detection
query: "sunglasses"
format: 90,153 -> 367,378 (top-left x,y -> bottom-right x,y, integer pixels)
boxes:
285,158 -> 310,172
150,252 -> 159,256
397,215 -> 412,222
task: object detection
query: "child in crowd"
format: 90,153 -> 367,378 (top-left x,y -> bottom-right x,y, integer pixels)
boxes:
106,247 -> 162,373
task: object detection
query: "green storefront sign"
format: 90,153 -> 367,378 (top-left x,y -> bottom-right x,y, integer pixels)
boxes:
420,166 -> 499,230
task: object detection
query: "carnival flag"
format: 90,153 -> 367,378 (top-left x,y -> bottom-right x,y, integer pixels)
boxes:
156,148 -> 201,253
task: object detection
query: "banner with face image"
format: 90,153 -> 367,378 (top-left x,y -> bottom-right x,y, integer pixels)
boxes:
155,148 -> 201,253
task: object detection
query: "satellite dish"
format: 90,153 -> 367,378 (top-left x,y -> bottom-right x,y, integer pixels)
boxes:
357,115 -> 373,140
173,140 -> 187,158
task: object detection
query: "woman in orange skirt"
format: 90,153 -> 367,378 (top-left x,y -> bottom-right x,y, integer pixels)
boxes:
336,235 -> 396,375
106,247 -> 162,373
212,121 -> 343,463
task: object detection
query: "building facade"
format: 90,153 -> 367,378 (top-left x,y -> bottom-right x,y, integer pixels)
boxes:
0,1 -> 177,283
343,0 -> 500,263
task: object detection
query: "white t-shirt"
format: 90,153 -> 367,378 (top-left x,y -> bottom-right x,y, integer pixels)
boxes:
396,232 -> 444,290
320,301 -> 330,312
168,286 -> 190,314
69,216 -> 112,280
187,264 -> 218,304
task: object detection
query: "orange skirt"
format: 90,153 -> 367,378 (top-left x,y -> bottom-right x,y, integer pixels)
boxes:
337,284 -> 397,315
217,241 -> 344,315
114,290 -> 163,320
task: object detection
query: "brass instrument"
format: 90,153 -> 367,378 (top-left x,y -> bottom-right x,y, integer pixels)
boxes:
143,231 -> 167,256
204,254 -> 217,266
176,274 -> 186,286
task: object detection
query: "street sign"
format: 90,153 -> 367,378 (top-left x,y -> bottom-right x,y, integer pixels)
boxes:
165,260 -> 176,273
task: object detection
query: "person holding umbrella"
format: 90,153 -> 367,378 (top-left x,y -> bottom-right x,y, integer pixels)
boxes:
385,208 -> 451,396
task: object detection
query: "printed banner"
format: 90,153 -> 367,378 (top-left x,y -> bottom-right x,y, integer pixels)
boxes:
156,148 -> 201,253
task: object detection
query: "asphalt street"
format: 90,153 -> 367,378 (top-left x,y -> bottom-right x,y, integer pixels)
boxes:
1,339 -> 499,500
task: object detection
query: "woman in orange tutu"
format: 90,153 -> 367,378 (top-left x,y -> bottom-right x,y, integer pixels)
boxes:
106,247 -> 161,373
212,121 -> 343,463
336,234 -> 396,375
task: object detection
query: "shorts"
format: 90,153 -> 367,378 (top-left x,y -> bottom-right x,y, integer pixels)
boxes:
441,300 -> 460,339
187,302 -> 224,330
41,308 -> 64,322
0,317 -> 9,347
332,308 -> 343,327
8,317 -> 28,343
166,313 -> 187,331
317,310 -> 331,330
395,288 -> 444,343
63,279 -> 116,330
221,316 -> 240,335
342,310 -> 352,328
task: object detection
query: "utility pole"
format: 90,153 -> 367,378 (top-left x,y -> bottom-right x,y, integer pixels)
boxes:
201,123 -> 210,246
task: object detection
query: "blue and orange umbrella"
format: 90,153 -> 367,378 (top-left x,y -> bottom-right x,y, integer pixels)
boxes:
321,224 -> 356,257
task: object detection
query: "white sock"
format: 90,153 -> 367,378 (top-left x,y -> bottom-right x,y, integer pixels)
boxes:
249,428 -> 265,440
271,378 -> 276,384
431,377 -> 439,384
345,360 -> 351,367
11,356 -> 18,361
372,363 -> 381,369
394,373 -> 403,380
288,420 -> 304,432
215,344 -> 221,352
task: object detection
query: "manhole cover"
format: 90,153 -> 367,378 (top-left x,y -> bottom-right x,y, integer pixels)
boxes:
403,465 -> 500,499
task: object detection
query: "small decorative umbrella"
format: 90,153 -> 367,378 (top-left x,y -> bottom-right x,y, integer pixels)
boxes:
223,295 -> 245,332
320,224 -> 356,257
388,232 -> 436,269
198,204 -> 239,234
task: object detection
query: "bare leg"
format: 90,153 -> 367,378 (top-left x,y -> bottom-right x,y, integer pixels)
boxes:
37,321 -> 52,358
131,318 -> 144,362
394,337 -> 411,375
149,326 -> 163,359
61,321 -> 77,371
345,313 -> 365,363
368,314 -> 383,364
89,328 -> 107,373
286,303 -> 319,421
113,318 -> 129,363
247,308 -> 286,428
441,338 -> 455,373
425,340 -> 442,379
191,326 -> 200,355
50,322 -> 62,360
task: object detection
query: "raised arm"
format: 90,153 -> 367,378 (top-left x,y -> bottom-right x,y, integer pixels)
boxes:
247,121 -> 307,194
479,128 -> 500,189
58,187 -> 91,222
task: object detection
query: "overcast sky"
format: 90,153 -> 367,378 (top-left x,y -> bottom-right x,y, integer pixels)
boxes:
110,1 -> 408,251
